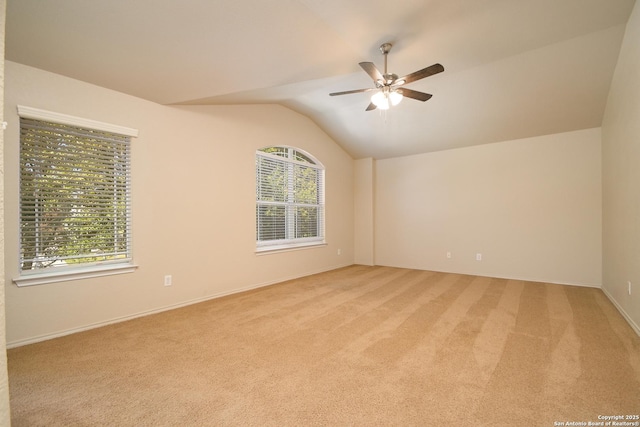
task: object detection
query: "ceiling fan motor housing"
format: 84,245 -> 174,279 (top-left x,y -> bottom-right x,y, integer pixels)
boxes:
382,73 -> 399,86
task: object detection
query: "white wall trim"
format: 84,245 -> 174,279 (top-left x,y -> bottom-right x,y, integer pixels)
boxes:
17,105 -> 139,137
601,286 -> 640,337
14,263 -> 138,287
256,242 -> 327,255
10,263 -> 622,348
372,263 -> 602,289
6,262 -> 353,349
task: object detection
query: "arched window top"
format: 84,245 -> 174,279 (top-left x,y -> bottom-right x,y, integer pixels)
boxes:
258,146 -> 323,167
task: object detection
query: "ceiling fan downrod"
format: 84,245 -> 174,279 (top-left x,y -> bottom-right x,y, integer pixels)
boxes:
379,43 -> 399,86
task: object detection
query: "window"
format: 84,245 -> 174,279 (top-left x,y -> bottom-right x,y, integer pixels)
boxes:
256,146 -> 325,251
16,106 -> 138,285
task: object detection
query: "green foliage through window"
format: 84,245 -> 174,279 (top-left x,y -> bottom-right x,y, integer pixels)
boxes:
256,147 -> 324,246
19,118 -> 132,271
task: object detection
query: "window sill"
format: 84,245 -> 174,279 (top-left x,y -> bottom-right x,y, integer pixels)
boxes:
13,263 -> 138,287
256,241 -> 326,255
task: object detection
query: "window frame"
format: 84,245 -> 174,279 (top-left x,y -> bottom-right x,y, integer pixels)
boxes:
255,146 -> 326,253
14,106 -> 139,287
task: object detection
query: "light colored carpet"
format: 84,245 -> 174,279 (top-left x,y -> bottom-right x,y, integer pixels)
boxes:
7,266 -> 640,426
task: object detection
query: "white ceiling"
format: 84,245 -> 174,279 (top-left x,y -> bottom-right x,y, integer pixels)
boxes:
5,0 -> 636,159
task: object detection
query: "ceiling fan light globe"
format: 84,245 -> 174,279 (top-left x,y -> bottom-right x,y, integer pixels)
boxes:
371,91 -> 390,110
389,90 -> 403,106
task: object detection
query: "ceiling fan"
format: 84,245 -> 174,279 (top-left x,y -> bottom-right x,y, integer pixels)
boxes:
330,42 -> 444,111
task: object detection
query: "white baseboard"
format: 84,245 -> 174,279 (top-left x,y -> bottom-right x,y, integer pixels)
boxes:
7,263 -> 353,349
601,287 -> 640,337
11,263 -> 625,348
375,263 -> 603,288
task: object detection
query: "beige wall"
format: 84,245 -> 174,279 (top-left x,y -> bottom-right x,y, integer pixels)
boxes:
5,1 -> 638,350
0,0 -> 12,423
372,129 -> 602,286
4,61 -> 354,346
602,0 -> 640,334
354,158 -> 375,265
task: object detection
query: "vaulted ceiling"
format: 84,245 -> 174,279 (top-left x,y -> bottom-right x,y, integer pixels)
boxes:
5,0 -> 636,159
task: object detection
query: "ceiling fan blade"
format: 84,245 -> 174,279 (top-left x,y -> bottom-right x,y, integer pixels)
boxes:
359,62 -> 384,83
365,102 -> 377,111
399,88 -> 433,102
397,63 -> 444,86
329,88 -> 375,96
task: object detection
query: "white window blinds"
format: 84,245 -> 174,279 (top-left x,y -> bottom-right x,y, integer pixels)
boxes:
256,147 -> 325,249
19,117 -> 132,272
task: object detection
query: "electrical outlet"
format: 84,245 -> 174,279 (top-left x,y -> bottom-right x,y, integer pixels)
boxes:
337,249 -> 342,255
476,253 -> 482,261
164,275 -> 172,286
446,251 -> 452,259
